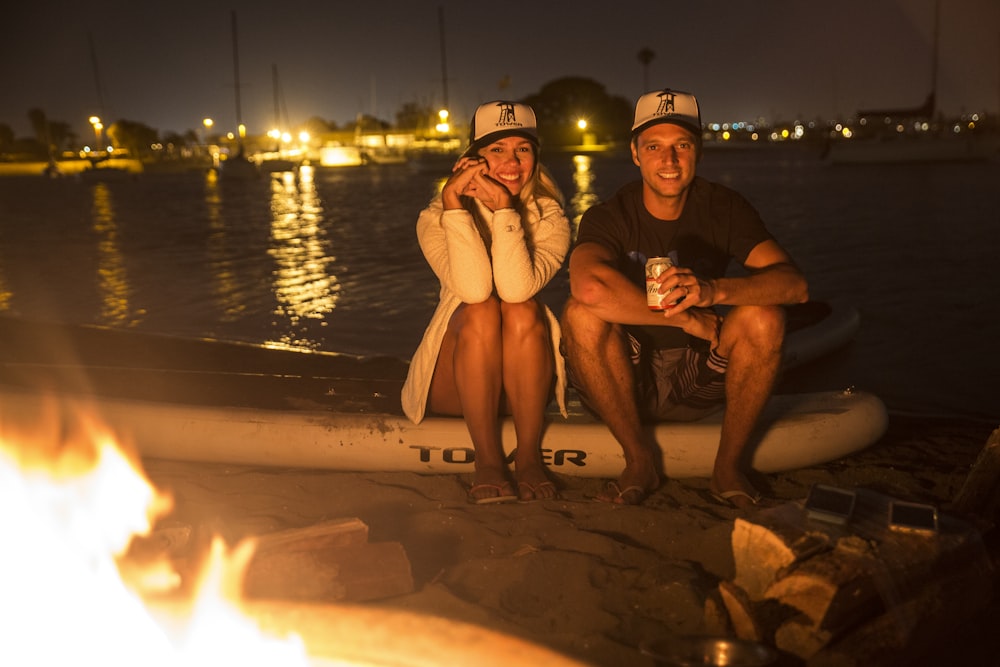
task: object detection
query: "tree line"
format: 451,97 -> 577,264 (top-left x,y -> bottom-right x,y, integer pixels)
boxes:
1,77 -> 634,161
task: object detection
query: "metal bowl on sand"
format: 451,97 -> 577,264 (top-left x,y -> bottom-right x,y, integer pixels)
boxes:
639,636 -> 778,667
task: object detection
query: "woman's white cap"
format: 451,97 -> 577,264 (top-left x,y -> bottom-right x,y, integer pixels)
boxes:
467,101 -> 538,153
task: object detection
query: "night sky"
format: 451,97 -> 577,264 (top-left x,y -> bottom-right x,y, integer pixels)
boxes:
2,0 -> 997,141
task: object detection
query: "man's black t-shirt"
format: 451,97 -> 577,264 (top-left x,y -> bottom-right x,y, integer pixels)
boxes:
575,177 -> 774,348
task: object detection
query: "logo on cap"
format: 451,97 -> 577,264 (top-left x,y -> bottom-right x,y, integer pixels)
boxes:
654,91 -> 677,118
495,102 -> 522,128
467,100 -> 538,155
632,88 -> 700,136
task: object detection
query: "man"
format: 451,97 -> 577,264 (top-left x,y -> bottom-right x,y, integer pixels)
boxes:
561,88 -> 808,508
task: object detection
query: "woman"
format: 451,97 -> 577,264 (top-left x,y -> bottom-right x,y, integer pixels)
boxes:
401,101 -> 570,503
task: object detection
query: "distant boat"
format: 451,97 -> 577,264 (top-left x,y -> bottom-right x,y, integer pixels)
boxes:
824,133 -> 996,165
318,144 -> 364,167
77,166 -> 140,183
257,156 -> 299,174
220,11 -> 259,180
360,147 -> 408,166
257,64 -> 301,174
824,1 -> 995,165
76,156 -> 144,182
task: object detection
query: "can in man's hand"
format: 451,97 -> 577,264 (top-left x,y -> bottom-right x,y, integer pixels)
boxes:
645,256 -> 676,311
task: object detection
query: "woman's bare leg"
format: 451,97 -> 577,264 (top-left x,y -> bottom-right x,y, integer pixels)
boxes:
428,298 -> 512,501
500,300 -> 558,500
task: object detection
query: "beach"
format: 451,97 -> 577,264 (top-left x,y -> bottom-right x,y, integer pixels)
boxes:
140,414 -> 998,666
1,151 -> 997,664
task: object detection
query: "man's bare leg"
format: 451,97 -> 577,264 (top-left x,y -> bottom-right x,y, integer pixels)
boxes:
710,305 -> 785,508
561,297 -> 659,504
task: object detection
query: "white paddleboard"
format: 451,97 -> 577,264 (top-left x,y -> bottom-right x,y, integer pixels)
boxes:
0,300 -> 883,477
0,386 -> 886,478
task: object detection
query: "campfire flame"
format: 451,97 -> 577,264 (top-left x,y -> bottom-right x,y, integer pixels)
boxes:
0,401 -> 313,666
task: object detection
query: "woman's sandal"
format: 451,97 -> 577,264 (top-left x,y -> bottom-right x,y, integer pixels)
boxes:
518,480 -> 559,501
467,482 -> 518,505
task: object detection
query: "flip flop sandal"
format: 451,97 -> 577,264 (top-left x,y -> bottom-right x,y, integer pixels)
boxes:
517,480 -> 559,501
596,481 -> 649,505
708,489 -> 762,508
467,483 -> 518,505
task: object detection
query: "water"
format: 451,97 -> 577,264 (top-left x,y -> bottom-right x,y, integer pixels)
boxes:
0,149 -> 997,422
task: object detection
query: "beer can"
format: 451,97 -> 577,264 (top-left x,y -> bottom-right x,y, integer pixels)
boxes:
645,256 -> 675,311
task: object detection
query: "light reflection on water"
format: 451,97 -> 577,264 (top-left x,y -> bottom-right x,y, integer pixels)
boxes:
267,166 -> 339,350
0,150 -> 997,421
204,165 -> 242,323
568,154 -> 599,236
90,183 -> 134,327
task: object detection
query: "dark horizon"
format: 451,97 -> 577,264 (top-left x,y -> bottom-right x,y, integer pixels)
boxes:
2,0 -> 998,141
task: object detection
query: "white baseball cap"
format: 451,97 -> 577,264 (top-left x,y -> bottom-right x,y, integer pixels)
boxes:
631,89 -> 701,137
466,100 -> 539,154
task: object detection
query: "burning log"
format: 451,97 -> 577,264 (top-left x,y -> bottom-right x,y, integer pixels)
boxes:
243,518 -> 414,603
127,517 -> 414,604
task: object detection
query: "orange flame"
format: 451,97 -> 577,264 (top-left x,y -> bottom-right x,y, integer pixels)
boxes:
0,399 -> 311,666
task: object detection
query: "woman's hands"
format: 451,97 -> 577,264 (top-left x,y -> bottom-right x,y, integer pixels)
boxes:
441,155 -> 514,211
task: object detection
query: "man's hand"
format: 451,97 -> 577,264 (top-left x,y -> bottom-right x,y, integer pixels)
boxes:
654,264 -> 716,315
675,307 -> 723,348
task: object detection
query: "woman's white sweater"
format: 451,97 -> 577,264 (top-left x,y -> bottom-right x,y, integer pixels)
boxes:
401,194 -> 571,423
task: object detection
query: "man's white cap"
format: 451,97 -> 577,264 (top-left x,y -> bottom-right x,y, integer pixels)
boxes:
631,89 -> 701,137
466,100 -> 538,154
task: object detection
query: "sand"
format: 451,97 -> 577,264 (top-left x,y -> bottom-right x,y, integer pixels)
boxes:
141,414 -> 998,666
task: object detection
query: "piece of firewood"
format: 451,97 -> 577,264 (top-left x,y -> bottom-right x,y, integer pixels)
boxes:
805,548 -> 994,667
325,541 -> 414,602
951,427 -> 1000,518
718,580 -> 761,641
718,580 -> 797,644
252,517 -> 371,553
703,587 -> 732,636
127,520 -> 194,559
244,541 -> 413,602
764,536 -> 880,631
242,518 -> 414,603
774,615 -> 834,660
731,503 -> 832,600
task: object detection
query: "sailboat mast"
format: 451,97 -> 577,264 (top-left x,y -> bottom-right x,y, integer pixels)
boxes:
231,11 -> 243,131
88,31 -> 108,151
438,6 -> 449,110
273,64 -> 280,130
930,0 -> 940,108
88,32 -> 107,122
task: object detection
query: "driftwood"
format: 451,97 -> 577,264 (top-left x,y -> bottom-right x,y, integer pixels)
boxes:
720,489 -> 993,663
